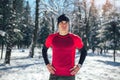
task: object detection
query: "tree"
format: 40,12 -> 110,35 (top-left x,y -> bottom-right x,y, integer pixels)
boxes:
72,0 -> 97,50
29,0 -> 40,58
29,0 -> 74,57
13,0 -> 26,48
4,0 -> 16,64
88,0 -> 99,51
39,0 -> 75,33
101,20 -> 120,62
0,0 -> 4,59
102,0 -> 113,20
4,0 -> 23,64
38,16 -> 51,45
20,1 -> 33,48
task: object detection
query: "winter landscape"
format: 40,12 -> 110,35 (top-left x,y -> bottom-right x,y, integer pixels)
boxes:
0,48 -> 120,80
0,0 -> 120,80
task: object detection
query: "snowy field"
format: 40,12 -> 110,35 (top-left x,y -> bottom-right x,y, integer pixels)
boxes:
0,48 -> 120,80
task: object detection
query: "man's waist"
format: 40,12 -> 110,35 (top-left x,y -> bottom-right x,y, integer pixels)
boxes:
53,65 -> 74,76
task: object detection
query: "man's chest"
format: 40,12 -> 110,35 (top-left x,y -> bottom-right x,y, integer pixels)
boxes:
52,36 -> 74,48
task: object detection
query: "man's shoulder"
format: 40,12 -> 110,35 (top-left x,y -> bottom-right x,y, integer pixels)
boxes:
69,33 -> 81,38
47,33 -> 58,38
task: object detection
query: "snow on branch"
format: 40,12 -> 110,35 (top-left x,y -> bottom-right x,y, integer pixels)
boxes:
0,30 -> 6,37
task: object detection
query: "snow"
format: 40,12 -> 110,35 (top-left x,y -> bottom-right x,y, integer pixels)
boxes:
0,30 -> 6,37
0,48 -> 120,80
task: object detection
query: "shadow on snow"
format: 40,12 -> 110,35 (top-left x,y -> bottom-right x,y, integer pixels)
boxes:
96,60 -> 120,67
0,56 -> 44,71
0,62 -> 43,71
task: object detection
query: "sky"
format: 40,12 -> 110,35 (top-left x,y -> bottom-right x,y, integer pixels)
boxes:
27,0 -> 120,16
27,0 -> 120,7
95,0 -> 120,7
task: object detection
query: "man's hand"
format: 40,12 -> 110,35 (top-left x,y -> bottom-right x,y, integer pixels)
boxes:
46,64 -> 56,74
70,65 -> 80,75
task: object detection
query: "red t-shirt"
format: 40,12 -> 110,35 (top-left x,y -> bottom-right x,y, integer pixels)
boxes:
45,32 -> 83,76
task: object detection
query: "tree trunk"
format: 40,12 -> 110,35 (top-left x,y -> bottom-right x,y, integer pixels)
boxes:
1,41 -> 4,59
111,21 -> 116,62
4,43 -> 12,64
84,21 -> 89,50
29,0 -> 40,58
113,22 -> 116,62
52,17 -> 54,33
83,0 -> 89,50
100,48 -> 103,55
29,43 -> 35,58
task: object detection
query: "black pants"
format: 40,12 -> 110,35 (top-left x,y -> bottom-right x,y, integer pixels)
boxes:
49,74 -> 75,80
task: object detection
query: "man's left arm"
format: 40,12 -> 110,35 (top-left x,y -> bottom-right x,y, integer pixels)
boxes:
78,46 -> 87,67
70,46 -> 87,75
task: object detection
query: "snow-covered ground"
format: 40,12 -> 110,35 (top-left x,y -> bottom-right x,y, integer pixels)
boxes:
0,48 -> 120,80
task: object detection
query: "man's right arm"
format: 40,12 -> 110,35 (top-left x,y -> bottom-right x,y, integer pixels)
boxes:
42,44 -> 56,74
42,44 -> 49,65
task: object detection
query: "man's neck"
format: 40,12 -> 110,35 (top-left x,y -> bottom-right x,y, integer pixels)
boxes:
59,31 -> 69,36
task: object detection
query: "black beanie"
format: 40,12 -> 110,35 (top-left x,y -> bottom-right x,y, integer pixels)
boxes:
57,14 -> 69,25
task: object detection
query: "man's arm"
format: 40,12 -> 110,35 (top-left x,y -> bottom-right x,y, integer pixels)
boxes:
42,44 -> 56,74
42,44 -> 49,65
70,46 -> 87,75
78,45 -> 87,67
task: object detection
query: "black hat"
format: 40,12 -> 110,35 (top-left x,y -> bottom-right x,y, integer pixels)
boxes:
57,14 -> 69,25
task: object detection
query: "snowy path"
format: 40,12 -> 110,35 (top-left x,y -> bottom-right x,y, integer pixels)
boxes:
0,49 -> 120,80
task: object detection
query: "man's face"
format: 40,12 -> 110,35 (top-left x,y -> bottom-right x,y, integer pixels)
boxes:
58,21 -> 69,32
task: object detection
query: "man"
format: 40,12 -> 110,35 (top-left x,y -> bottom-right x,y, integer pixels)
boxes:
42,14 -> 87,80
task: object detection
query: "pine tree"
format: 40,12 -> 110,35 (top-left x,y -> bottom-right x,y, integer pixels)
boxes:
13,0 -> 25,48
0,0 -> 4,59
88,0 -> 99,51
38,16 -> 51,45
4,0 -> 23,64
4,0 -> 17,64
21,1 -> 33,48
102,20 -> 120,62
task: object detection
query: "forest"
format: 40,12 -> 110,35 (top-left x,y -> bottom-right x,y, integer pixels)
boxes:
0,0 -> 120,64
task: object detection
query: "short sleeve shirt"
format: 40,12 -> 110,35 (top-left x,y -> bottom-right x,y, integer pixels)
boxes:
45,32 -> 83,76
